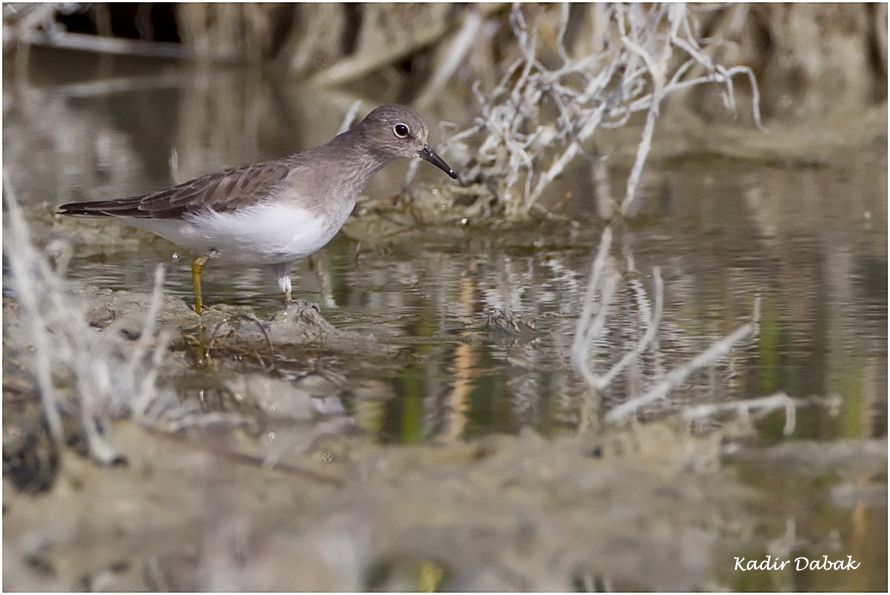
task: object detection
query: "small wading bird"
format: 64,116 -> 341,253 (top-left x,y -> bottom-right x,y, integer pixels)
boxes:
58,104 -> 458,314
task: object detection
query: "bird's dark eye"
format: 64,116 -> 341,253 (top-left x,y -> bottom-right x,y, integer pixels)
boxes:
393,123 -> 410,138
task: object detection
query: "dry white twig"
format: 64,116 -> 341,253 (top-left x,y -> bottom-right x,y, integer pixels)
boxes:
594,267 -> 663,390
416,9 -> 484,107
4,177 -> 65,445
680,393 -> 843,436
571,228 -> 666,400
604,296 -> 762,423
3,178 -> 239,462
570,226 -> 614,389
434,3 -> 762,218
337,100 -> 363,135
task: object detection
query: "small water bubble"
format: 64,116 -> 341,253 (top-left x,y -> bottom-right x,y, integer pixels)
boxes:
171,252 -> 179,262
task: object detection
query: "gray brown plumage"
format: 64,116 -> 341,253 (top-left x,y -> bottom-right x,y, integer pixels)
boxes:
58,160 -> 292,219
58,104 -> 456,221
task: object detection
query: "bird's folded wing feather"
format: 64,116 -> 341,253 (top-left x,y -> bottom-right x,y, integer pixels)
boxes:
57,160 -> 291,219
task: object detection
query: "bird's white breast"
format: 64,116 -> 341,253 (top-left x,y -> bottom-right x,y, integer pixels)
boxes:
128,200 -> 354,265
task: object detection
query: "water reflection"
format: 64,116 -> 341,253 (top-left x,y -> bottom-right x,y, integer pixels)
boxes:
3,48 -> 886,448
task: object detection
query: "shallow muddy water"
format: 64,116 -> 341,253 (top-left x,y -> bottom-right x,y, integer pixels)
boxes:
3,48 -> 887,590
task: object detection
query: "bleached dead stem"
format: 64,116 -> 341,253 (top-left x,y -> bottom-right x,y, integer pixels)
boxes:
416,9 -> 484,107
20,28 -> 195,60
436,3 -> 762,218
571,227 -> 670,401
337,100 -> 363,135
605,297 -> 762,424
132,265 -> 172,419
130,264 -> 166,372
681,393 -> 842,436
310,5 -> 502,87
4,178 -> 65,445
619,34 -> 667,216
594,268 -> 663,391
570,227 -> 614,389
526,103 -> 607,208
5,180 -> 123,462
4,177 -> 237,461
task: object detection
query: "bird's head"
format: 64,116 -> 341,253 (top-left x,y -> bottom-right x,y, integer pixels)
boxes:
358,104 -> 458,179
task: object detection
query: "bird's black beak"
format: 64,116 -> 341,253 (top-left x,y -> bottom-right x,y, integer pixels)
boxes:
418,145 -> 458,179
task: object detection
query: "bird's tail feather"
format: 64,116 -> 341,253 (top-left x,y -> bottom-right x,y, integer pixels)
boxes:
56,197 -> 145,218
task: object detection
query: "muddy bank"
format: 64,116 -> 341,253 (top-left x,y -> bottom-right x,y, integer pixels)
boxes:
78,285 -> 379,348
2,284 -> 376,476
0,418 -> 745,591
5,411 -> 885,591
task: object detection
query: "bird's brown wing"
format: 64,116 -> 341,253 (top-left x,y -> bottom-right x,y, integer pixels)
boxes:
57,160 -> 291,219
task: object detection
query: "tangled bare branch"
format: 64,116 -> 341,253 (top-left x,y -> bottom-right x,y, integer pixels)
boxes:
436,3 -> 762,218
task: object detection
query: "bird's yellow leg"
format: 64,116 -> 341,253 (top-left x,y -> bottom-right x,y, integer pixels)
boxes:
191,257 -> 208,315
191,249 -> 219,315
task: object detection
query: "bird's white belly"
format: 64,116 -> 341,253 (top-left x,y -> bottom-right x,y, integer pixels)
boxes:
127,202 -> 352,265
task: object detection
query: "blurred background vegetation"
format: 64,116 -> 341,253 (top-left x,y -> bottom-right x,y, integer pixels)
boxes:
4,3 -> 886,121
